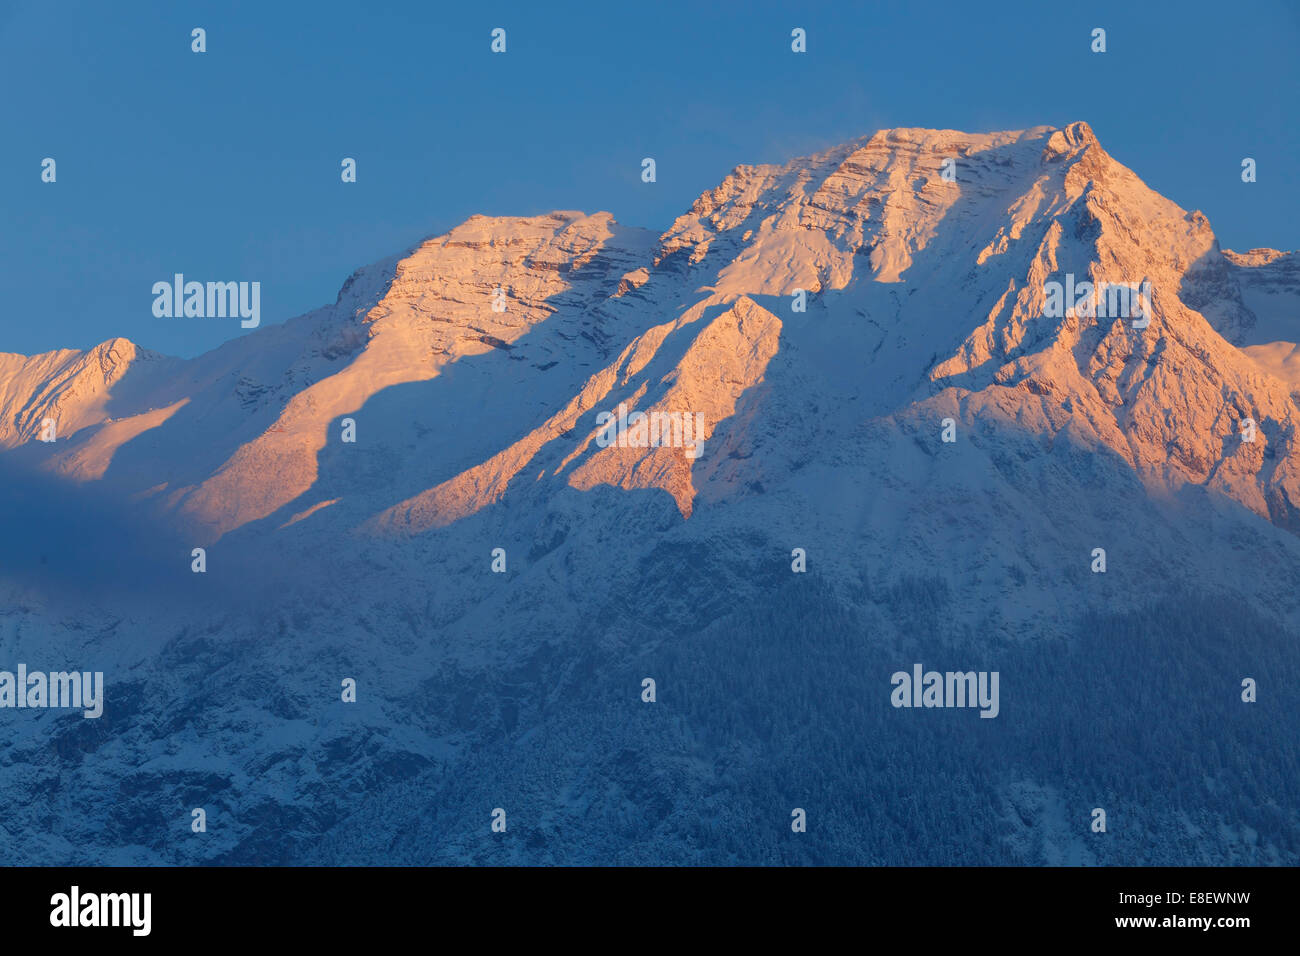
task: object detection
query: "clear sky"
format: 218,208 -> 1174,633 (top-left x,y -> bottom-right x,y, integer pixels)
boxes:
2,0 -> 1297,358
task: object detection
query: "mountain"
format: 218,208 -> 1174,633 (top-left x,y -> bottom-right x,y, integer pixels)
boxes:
1,122 -> 1297,865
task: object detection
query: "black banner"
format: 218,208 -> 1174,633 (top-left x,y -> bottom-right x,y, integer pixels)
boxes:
0,866 -> 1280,942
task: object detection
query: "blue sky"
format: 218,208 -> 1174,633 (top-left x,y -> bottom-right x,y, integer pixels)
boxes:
2,0 -> 1297,357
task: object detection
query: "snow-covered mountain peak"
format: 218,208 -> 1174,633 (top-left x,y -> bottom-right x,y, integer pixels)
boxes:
2,123 -> 1297,561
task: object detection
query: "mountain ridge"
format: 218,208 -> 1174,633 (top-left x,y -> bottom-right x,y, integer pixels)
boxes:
5,121 -> 1297,550
3,122 -> 1299,866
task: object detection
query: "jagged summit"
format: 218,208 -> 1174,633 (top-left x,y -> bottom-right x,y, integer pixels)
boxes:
2,123 -> 1298,574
